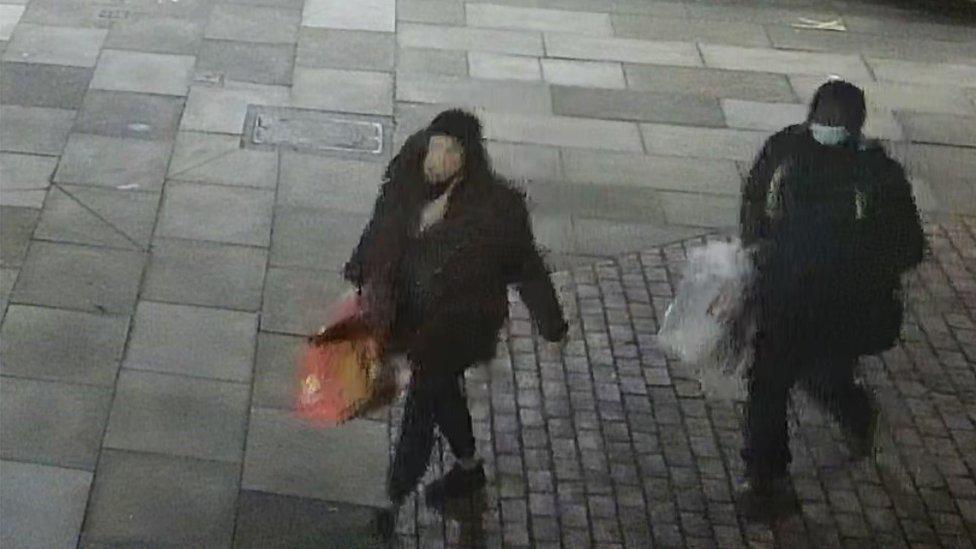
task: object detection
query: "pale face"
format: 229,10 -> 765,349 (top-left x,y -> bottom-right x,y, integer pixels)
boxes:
423,134 -> 464,184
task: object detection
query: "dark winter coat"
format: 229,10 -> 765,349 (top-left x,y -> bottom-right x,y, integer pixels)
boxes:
344,127 -> 567,377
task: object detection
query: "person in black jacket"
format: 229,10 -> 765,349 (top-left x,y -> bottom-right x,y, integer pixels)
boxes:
737,81 -> 924,504
344,109 -> 568,520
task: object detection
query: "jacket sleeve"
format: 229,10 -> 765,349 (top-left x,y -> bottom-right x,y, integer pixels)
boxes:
509,197 -> 568,342
875,158 -> 925,274
741,129 -> 792,248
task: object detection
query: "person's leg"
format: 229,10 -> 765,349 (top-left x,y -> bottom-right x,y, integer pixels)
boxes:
432,373 -> 476,462
798,356 -> 876,456
388,377 -> 436,504
741,333 -> 794,488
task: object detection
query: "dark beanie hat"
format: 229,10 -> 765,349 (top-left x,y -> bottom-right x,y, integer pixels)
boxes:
427,109 -> 484,145
808,79 -> 867,131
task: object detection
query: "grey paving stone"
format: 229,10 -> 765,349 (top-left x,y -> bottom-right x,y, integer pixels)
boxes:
843,14 -> 976,43
397,48 -> 468,77
0,268 -> 15,318
0,377 -> 112,470
35,185 -> 158,250
0,304 -> 129,386
541,59 -> 625,89
0,62 -> 92,109
0,206 -> 37,268
292,67 -> 393,115
81,450 -> 238,547
301,0 -> 395,32
156,182 -> 275,247
611,14 -> 770,47
870,58 -> 976,88
524,180 -> 665,224
398,22 -> 543,55
222,0 -> 304,7
233,490 -> 382,549
0,105 -> 74,155
573,218 -> 703,256
467,4 -> 612,35
181,81 -> 290,134
11,241 -> 145,314
55,134 -> 171,192
104,14 -> 205,55
0,460 -> 92,549
270,206 -> 369,271
543,33 -> 701,66
296,28 -> 394,71
17,0 -> 112,30
721,99 -> 904,141
73,90 -> 185,141
243,408 -> 389,507
789,75 -> 976,116
143,239 -> 268,311
104,370 -> 250,462
260,266 -> 347,335
640,123 -> 768,162
0,152 -> 55,208
468,51 -> 541,81
0,5 -> 24,40
624,64 -> 795,102
487,141 -> 561,182
2,23 -> 106,66
898,113 -> 976,147
398,0 -> 465,25
659,191 -> 739,228
765,25 -> 976,65
700,44 -> 872,80
552,86 -> 724,127
561,149 -> 741,195
90,49 -> 196,96
197,39 -> 295,86
482,112 -> 643,152
168,132 -> 278,189
205,4 -> 301,44
683,3 -> 841,25
896,144 -> 976,183
252,332 -> 304,410
278,151 -> 384,212
397,73 -> 552,114
124,301 -> 258,381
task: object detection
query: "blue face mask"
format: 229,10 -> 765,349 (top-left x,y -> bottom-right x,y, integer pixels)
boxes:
809,123 -> 850,146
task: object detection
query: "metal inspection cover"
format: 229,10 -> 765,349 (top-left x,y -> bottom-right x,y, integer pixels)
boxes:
242,106 -> 393,162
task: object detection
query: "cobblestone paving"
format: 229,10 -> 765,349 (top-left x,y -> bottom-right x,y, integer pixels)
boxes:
393,217 -> 976,548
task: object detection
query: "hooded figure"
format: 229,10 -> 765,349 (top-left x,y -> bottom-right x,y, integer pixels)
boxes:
737,81 -> 924,506
344,109 -> 568,528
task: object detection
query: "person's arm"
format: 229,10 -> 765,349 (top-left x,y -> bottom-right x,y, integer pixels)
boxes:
509,197 -> 568,342
876,158 -> 925,274
740,129 -> 794,248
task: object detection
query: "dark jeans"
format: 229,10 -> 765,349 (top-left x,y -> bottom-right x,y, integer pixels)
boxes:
742,331 -> 873,481
388,370 -> 475,501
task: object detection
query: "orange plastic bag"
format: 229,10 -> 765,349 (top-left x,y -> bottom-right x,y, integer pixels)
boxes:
295,292 -> 394,426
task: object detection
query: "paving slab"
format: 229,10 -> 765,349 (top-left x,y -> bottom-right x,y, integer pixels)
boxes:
843,14 -> 976,43
103,369 -> 250,462
81,450 -> 238,547
789,75 -> 976,116
278,151 -> 384,212
541,59 -> 625,89
55,133 -> 171,192
467,4 -> 612,35
397,73 -> 552,114
0,304 -> 130,386
469,52 -> 541,82
640,123 -> 768,162
658,191 -> 739,228
181,81 -> 291,134
552,86 -> 725,127
895,143 -> 976,183
242,408 -> 389,507
103,14 -> 205,55
0,377 -> 112,471
610,14 -> 771,47
622,64 -> 796,103
302,0 -> 396,32
765,25 -> 976,65
0,62 -> 92,109
1,460 -> 92,549
296,28 -> 395,71
222,0 -> 305,7
18,0 -> 115,29
291,67 -> 393,115
205,4 -> 301,44
0,206 -> 37,268
168,132 -> 278,189
897,113 -> 976,147
252,332 -> 304,410
0,268 -> 15,319
73,90 -> 185,141
524,181 -> 665,223
398,47 -> 468,77
866,58 -> 976,88
270,206 -> 369,271
156,182 -> 275,247
0,152 -> 56,208
0,105 -> 74,155
90,49 -> 196,96
487,141 -> 562,182
572,218 -> 704,255
0,5 -> 24,41
142,238 -> 268,311
11,241 -> 145,315
398,23 -> 544,56
197,39 -> 295,86
544,33 -> 701,66
700,44 -> 872,80
482,112 -> 644,152
721,98 -> 904,141
2,24 -> 106,67
561,149 -> 741,195
260,266 -> 347,335
234,491 -> 383,549
397,0 -> 465,25
35,185 -> 159,250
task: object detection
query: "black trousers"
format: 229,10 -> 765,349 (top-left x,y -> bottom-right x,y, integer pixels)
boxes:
388,371 -> 475,501
741,330 -> 873,481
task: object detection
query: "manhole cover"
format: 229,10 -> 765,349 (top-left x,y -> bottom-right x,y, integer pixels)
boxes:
242,106 -> 392,162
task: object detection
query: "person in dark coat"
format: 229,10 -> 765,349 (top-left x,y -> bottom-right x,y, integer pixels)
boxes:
344,109 -> 568,517
737,80 -> 925,502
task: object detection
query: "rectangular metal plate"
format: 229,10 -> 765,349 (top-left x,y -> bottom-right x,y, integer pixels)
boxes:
243,106 -> 393,162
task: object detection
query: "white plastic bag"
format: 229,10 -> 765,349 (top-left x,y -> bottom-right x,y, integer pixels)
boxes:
657,239 -> 755,399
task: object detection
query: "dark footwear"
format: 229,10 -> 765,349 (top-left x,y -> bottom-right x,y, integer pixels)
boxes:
737,476 -> 799,521
370,506 -> 397,544
845,406 -> 879,461
424,461 -> 486,504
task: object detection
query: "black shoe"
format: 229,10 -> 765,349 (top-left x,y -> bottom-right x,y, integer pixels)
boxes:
370,506 -> 397,544
424,461 -> 486,504
737,476 -> 799,521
